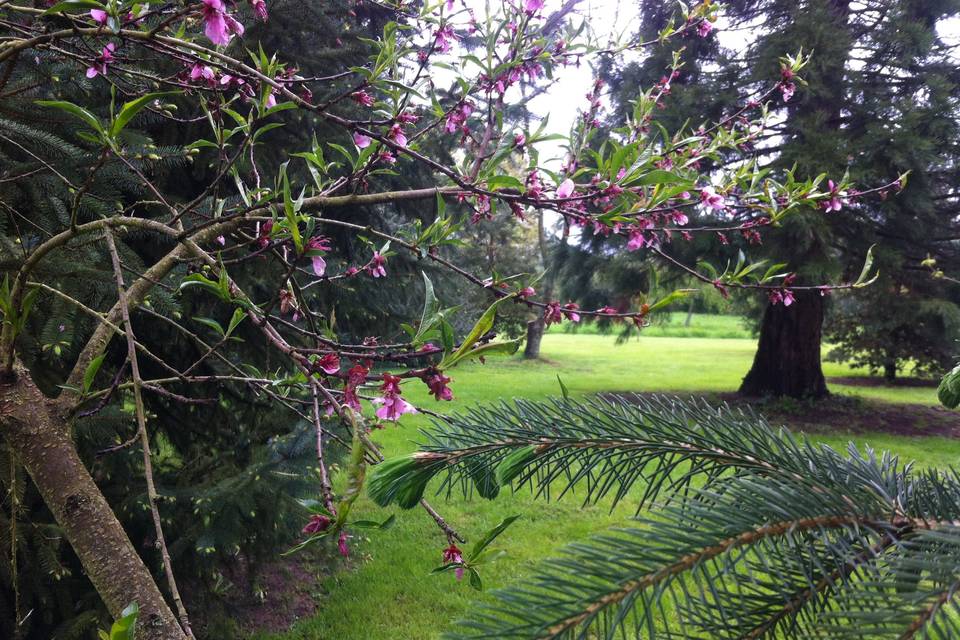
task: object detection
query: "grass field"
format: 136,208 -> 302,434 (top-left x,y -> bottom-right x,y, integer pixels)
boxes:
553,311 -> 753,339
257,331 -> 954,640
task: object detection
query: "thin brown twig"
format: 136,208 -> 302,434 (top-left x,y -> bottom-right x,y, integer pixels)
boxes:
104,230 -> 194,639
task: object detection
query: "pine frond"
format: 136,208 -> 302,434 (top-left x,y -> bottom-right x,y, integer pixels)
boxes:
369,396 -> 960,639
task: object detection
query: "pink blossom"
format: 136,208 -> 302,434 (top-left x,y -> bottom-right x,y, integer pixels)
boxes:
524,0 -> 545,14
397,111 -> 419,124
769,289 -> 796,306
89,8 -> 107,23
426,372 -> 453,401
202,0 -> 244,46
338,531 -> 350,557
513,132 -> 526,147
444,102 -> 473,134
518,286 -> 536,299
86,42 -> 115,79
351,90 -> 375,107
780,82 -> 796,102
302,514 -> 331,534
373,374 -> 417,421
353,132 -> 372,148
696,19 -> 712,38
543,302 -> 563,326
368,251 -> 387,278
525,171 -> 544,199
562,302 -> 581,323
556,178 -> 575,199
388,124 -> 407,147
316,353 -> 340,375
249,0 -> 267,21
189,63 -> 216,85
377,150 -> 397,164
434,24 -> 457,53
307,254 -> 325,277
443,543 -> 464,580
671,210 -> 689,226
823,180 -> 844,212
597,306 -> 619,315
256,220 -> 273,249
343,363 -> 368,411
216,235 -> 226,246
699,186 -> 726,210
627,229 -> 647,251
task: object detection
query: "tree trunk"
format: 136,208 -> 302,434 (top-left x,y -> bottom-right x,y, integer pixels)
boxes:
884,359 -> 897,382
0,364 -> 186,640
739,290 -> 829,399
524,318 -> 545,359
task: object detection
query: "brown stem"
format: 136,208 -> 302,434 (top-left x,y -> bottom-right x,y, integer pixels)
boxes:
105,231 -> 194,639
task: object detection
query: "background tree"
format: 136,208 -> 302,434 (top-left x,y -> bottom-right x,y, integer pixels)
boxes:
592,0 -> 960,397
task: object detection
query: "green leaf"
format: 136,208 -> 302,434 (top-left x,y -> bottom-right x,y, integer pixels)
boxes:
36,100 -> 103,133
496,446 -> 539,485
448,338 -> 522,365
557,375 -> 570,400
192,317 -> 225,337
367,453 -> 439,509
413,272 -> 440,345
853,244 -> 879,287
109,602 -> 138,640
439,296 -> 512,369
468,515 -> 520,561
468,567 -> 483,591
350,515 -> 396,529
485,175 -> 525,191
82,354 -> 105,393
110,92 -> 177,138
630,169 -> 684,187
226,307 -> 246,336
646,289 -> 695,314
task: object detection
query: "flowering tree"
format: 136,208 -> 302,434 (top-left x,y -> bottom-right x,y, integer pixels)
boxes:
0,0 -> 895,637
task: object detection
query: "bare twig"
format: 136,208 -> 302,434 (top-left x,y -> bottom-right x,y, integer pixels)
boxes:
104,230 -> 194,639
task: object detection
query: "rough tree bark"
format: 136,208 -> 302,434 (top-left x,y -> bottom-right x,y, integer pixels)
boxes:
524,317 -> 546,359
0,363 -> 187,640
739,290 -> 829,399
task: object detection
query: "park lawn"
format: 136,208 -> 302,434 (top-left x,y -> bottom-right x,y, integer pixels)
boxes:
259,332 -> 955,640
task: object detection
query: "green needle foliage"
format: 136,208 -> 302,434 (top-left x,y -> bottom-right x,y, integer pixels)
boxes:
370,395 -> 960,638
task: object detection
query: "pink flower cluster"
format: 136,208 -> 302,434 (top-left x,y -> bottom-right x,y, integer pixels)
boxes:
372,374 -> 417,421
201,0 -> 244,46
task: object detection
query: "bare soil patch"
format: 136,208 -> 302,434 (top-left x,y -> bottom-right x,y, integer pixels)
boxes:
827,375 -> 938,388
601,391 -> 960,438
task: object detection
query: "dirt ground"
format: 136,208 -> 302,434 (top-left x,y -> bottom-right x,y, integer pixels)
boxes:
603,380 -> 959,439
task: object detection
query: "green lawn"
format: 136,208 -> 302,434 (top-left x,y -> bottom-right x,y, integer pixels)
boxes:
553,311 -> 753,339
259,332 -> 954,640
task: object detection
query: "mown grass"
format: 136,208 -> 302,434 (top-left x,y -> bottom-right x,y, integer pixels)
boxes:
257,332 -> 954,640
553,312 -> 752,339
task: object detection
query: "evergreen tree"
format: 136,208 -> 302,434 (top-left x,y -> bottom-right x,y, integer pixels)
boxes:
593,0 -> 960,396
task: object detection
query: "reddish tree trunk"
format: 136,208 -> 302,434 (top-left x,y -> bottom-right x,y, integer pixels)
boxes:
739,290 -> 829,399
0,364 -> 186,640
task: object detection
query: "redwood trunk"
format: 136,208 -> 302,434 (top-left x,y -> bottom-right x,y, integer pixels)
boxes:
739,290 -> 829,399
0,365 -> 186,640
